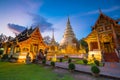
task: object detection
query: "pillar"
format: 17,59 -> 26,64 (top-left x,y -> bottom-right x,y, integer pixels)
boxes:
3,44 -> 7,54
111,24 -> 119,48
87,41 -> 91,51
97,32 -> 101,50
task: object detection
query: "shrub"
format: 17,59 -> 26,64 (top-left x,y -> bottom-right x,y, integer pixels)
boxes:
94,60 -> 100,66
91,66 -> 100,74
1,54 -> 8,60
68,63 -> 75,71
83,59 -> 88,64
9,55 -> 18,60
32,59 -> 36,63
42,59 -> 46,64
50,61 -> 55,67
9,56 -> 18,63
68,58 -> 72,63
0,50 -> 3,55
59,58 -> 63,62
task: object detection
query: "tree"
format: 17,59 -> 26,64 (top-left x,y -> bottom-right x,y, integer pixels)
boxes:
79,38 -> 88,53
43,36 -> 51,44
72,38 -> 80,51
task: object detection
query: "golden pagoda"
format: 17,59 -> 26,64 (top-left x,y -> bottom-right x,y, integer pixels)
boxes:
84,11 -> 120,62
59,17 -> 78,54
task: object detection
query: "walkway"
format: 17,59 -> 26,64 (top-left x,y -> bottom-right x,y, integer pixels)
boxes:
45,61 -> 120,79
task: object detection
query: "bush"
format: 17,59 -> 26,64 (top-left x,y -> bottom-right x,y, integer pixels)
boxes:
0,50 -> 3,55
94,60 -> 100,66
59,58 -> 63,62
32,59 -> 36,63
9,55 -> 18,60
50,61 -> 55,67
42,59 -> 46,64
91,66 -> 100,74
68,58 -> 72,63
1,54 -> 8,60
68,63 -> 75,70
83,59 -> 88,64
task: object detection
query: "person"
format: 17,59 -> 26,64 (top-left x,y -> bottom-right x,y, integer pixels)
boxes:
44,48 -> 48,60
26,53 -> 31,64
37,49 -> 44,63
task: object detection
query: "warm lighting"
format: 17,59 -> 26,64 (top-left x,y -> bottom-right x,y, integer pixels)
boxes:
18,56 -> 26,59
88,50 -> 102,62
52,54 -> 57,62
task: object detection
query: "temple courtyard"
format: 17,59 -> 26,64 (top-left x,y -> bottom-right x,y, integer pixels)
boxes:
0,61 -> 119,80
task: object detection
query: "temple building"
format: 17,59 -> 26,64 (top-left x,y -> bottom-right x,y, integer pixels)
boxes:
2,27 -> 47,62
59,17 -> 79,54
48,30 -> 58,54
84,11 -> 120,62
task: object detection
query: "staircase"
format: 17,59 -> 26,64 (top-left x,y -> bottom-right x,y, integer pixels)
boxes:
104,52 -> 119,62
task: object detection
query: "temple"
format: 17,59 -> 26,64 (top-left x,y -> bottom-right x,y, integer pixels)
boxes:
84,11 -> 120,62
48,30 -> 58,54
2,27 -> 47,62
59,17 -> 79,54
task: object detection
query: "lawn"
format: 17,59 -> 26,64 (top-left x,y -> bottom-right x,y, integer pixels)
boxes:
0,61 -> 74,80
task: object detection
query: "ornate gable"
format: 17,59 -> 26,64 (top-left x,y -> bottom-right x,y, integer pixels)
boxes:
84,30 -> 97,42
29,27 -> 46,46
93,13 -> 117,33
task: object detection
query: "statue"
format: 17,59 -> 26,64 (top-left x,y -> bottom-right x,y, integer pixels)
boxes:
52,54 -> 57,62
26,53 -> 31,64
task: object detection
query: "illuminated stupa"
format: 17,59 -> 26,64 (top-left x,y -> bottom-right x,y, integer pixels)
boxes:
60,17 -> 78,53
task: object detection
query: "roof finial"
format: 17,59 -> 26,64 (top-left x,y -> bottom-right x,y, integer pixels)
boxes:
99,8 -> 102,14
52,29 -> 54,40
67,16 -> 70,24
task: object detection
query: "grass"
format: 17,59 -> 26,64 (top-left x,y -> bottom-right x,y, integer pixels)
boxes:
0,61 -> 74,80
56,58 -> 103,66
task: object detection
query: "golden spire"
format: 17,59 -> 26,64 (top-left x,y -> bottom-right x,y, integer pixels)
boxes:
52,29 -> 55,41
99,8 -> 102,14
50,29 -> 56,45
67,16 -> 70,25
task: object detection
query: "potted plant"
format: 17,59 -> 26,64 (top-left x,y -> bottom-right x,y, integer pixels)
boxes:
59,58 -> 63,62
83,59 -> 88,65
94,60 -> 100,66
50,61 -> 55,68
42,59 -> 46,65
91,66 -> 100,77
1,54 -> 8,61
68,63 -> 75,72
68,58 -> 72,63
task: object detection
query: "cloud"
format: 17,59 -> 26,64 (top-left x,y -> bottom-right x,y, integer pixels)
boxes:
8,23 -> 26,35
82,6 -> 120,16
7,12 -> 54,35
28,13 -> 53,32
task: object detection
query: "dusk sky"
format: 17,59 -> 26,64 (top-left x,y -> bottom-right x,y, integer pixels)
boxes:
0,0 -> 120,42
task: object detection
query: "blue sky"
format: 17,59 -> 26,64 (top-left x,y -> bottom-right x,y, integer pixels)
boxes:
0,0 -> 120,42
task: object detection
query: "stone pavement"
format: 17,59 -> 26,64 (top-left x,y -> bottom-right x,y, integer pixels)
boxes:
46,61 -> 120,79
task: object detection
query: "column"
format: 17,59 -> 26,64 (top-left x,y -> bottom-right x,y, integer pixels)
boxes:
88,41 -> 91,51
3,43 -> 7,54
111,24 -> 119,48
97,32 -> 101,50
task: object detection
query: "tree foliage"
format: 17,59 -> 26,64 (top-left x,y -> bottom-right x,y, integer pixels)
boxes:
43,36 -> 51,44
79,38 -> 88,53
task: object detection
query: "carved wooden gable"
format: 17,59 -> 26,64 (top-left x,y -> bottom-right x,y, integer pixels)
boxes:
94,13 -> 116,33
